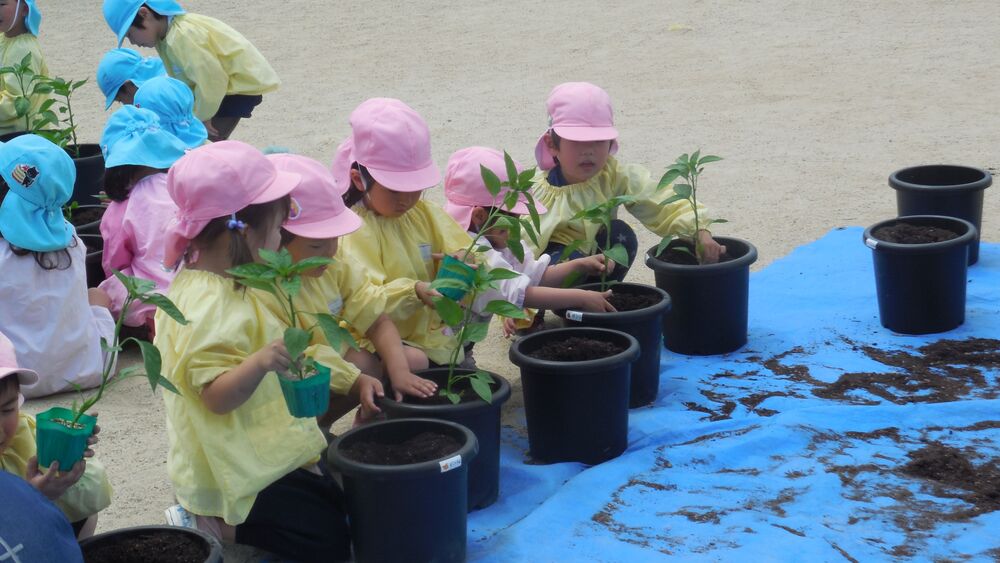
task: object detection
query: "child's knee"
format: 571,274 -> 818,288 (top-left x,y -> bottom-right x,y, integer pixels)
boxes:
403,346 -> 429,371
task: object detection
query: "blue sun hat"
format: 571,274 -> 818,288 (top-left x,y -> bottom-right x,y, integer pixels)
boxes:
134,76 -> 207,148
21,0 -> 41,35
101,105 -> 188,170
0,135 -> 75,252
97,48 -> 167,110
102,0 -> 185,47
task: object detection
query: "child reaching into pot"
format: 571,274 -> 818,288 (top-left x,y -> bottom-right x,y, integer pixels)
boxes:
264,152 -> 437,426
155,141 -> 371,560
0,134 -> 116,399
96,47 -> 165,110
443,146 -> 616,336
531,81 -> 726,281
333,98 -> 477,368
0,331 -> 112,540
97,105 -> 189,332
0,0 -> 47,136
103,0 -> 279,141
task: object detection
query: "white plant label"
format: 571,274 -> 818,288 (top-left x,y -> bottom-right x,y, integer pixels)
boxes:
439,455 -> 462,473
864,237 -> 878,249
565,310 -> 583,322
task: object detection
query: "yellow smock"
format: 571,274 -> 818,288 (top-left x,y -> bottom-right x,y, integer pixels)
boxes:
155,13 -> 280,122
0,33 -> 49,135
154,269 -> 327,525
338,200 -> 473,365
531,156 -> 709,255
0,414 -> 112,523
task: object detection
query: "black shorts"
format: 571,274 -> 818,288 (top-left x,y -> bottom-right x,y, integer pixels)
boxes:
215,94 -> 263,118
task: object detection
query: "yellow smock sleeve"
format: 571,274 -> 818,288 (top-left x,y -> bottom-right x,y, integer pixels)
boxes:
0,35 -> 49,133
618,161 -> 709,239
159,25 -> 228,122
331,262 -> 387,338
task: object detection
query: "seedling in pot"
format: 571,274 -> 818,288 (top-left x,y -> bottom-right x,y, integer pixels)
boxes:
568,194 -> 637,291
655,150 -> 727,264
0,53 -> 88,157
429,151 -> 540,404
228,248 -> 359,380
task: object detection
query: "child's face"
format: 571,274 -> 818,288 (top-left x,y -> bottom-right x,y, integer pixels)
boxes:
285,235 -> 337,277
0,380 -> 19,453
472,208 -> 515,250
0,0 -> 28,37
115,81 -> 138,106
354,173 -> 421,218
125,8 -> 166,48
547,136 -> 613,185
247,207 -> 285,262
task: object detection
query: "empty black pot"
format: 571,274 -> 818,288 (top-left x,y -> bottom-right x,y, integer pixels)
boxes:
77,233 -> 104,288
70,144 -> 106,206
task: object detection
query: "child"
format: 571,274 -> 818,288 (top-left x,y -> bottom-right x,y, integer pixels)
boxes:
97,105 -> 188,329
532,82 -> 725,282
155,141 -> 374,560
0,0 -> 48,135
333,98 -> 475,367
444,146 -> 615,335
103,0 -> 280,141
96,47 -> 165,109
0,331 -> 112,539
134,75 -> 207,148
267,153 -> 437,409
0,134 -> 115,398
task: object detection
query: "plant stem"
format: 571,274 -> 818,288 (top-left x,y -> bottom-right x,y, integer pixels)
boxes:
601,218 -> 612,291
73,292 -> 131,424
690,165 -> 702,263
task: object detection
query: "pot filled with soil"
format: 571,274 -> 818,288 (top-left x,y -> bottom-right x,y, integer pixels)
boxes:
69,144 -> 106,206
69,204 -> 106,236
78,233 -> 104,289
35,407 -> 97,470
562,283 -> 670,408
864,214 -> 976,334
277,363 -> 332,418
509,327 -> 639,465
79,525 -> 222,563
645,236 -> 758,355
328,418 -> 478,563
379,368 -> 510,510
889,165 -> 991,265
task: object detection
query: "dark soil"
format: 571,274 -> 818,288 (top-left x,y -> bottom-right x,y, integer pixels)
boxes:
400,376 -> 499,406
872,223 -> 958,244
655,239 -> 735,266
83,530 -> 208,563
900,442 -> 1000,515
528,336 -> 626,361
70,206 -> 105,227
341,431 -> 461,465
607,288 -> 661,311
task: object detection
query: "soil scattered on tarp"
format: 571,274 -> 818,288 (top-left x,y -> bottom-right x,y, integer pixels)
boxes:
872,223 -> 959,244
528,336 -> 625,362
900,442 -> 1000,516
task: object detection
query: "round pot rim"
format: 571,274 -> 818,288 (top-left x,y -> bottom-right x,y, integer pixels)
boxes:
888,164 -> 992,193
329,417 -> 478,478
863,215 -> 977,254
509,326 -> 640,370
78,524 -> 223,556
379,368 -> 511,414
645,235 -> 758,274
569,282 -> 671,322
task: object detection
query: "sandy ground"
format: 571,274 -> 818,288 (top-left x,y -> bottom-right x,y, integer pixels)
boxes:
22,0 -> 999,555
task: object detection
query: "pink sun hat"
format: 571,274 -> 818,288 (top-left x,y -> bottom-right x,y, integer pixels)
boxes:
348,98 -> 440,192
329,136 -> 355,196
162,141 -> 302,269
268,153 -> 362,239
444,147 -> 547,231
534,82 -> 620,170
0,332 -> 39,407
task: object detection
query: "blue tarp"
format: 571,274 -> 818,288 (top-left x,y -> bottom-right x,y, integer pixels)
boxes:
468,227 -> 1000,562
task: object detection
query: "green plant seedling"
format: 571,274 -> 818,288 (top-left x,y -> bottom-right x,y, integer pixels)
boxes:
569,194 -> 637,291
428,151 -> 539,404
655,150 -> 727,264
228,248 -> 358,380
0,53 -> 88,156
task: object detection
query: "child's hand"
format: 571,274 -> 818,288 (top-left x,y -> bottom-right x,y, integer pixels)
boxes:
575,289 -> 617,313
415,281 -> 441,307
502,317 -> 518,337
25,457 -> 86,500
88,288 -> 112,309
83,418 -> 100,459
252,339 -> 292,375
354,374 -> 385,421
387,368 -> 437,401
697,230 -> 726,264
573,254 -> 615,276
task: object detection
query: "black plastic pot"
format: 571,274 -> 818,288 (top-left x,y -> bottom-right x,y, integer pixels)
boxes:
70,144 -> 105,206
509,327 -> 639,465
78,233 -> 104,288
863,215 -> 976,334
889,165 -> 991,265
69,204 -> 106,236
79,525 -> 223,562
645,236 -> 758,355
328,418 -> 478,563
379,368 -> 510,510
563,283 -> 670,407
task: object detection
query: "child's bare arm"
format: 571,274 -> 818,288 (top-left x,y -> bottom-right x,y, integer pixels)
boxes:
366,314 -> 437,400
523,287 -> 615,313
540,255 -> 612,287
200,339 -> 290,414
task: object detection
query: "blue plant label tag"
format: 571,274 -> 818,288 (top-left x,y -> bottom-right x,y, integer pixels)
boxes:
565,310 -> 583,322
439,454 -> 462,473
327,296 -> 343,316
419,243 -> 432,262
864,237 -> 878,249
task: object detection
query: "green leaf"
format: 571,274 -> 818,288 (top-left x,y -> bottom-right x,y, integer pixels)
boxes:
33,83 -> 53,95
604,243 -> 630,267
480,165 -> 502,197
444,390 -> 461,405
18,53 -> 31,67
226,262 -> 275,279
139,293 -> 189,325
523,191 -> 542,231
483,300 -> 528,318
288,256 -> 334,275
517,168 -> 536,189
486,267 -> 522,281
706,218 -> 729,225
430,277 -> 469,292
433,296 -> 464,326
315,314 -> 359,351
503,151 -> 519,192
136,340 -> 180,395
690,149 -> 701,166
131,277 -> 158,295
258,248 -> 292,271
72,79 -> 88,90
469,370 -> 493,403
464,322 -> 490,343
673,184 -> 693,199
557,240 -> 584,263
698,155 -> 723,165
13,97 -> 29,117
279,275 -> 302,300
502,190 -> 519,212
283,327 -> 311,363
657,168 -> 682,190
659,193 -> 688,206
655,235 -> 678,257
232,277 -> 278,295
520,217 -> 539,247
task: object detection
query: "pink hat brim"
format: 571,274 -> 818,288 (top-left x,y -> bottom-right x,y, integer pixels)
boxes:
251,170 -> 301,205
367,161 -> 441,193
534,129 -> 620,171
283,206 -> 363,240
444,200 -> 475,231
0,367 -> 39,387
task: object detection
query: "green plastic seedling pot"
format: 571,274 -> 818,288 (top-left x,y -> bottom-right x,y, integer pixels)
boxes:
35,407 -> 97,470
435,255 -> 475,301
278,364 -> 331,418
